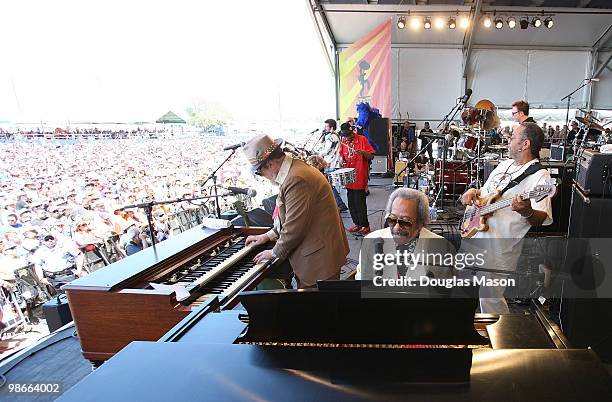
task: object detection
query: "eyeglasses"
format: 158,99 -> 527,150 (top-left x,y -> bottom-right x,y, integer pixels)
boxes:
385,215 -> 414,230
255,162 -> 267,176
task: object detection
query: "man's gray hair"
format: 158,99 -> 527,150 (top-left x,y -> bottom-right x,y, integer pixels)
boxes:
385,188 -> 430,227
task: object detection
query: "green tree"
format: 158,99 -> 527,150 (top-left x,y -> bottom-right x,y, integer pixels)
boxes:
185,99 -> 231,131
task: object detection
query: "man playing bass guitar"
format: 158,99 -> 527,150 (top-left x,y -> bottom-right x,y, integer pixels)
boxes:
461,122 -> 553,314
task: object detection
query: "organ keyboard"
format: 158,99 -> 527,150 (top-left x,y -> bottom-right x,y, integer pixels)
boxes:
63,225 -> 280,365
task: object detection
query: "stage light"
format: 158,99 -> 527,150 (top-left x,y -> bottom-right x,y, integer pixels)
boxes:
483,16 -> 492,28
507,17 -> 516,29
459,16 -> 470,29
449,17 -> 456,29
544,17 -> 553,28
424,17 -> 431,29
532,17 -> 541,28
434,17 -> 445,29
494,17 -> 503,29
397,16 -> 406,29
410,17 -> 421,30
520,17 -> 529,29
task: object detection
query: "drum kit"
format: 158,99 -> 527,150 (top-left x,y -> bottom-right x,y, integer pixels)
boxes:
571,110 -> 611,153
432,99 -> 503,202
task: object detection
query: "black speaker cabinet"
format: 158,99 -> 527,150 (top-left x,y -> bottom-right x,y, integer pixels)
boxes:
575,149 -> 612,197
568,184 -> 612,238
43,294 -> 73,333
368,118 -> 390,156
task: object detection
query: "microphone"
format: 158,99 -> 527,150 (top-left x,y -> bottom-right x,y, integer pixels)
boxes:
226,186 -> 257,197
308,128 -> 319,135
223,142 -> 245,151
458,88 -> 473,103
374,239 -> 384,277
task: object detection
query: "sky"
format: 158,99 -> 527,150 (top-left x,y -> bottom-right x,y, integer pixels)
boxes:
0,0 -> 336,124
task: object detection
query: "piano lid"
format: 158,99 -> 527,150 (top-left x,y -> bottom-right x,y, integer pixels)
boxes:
63,225 -> 223,291
238,281 -> 488,346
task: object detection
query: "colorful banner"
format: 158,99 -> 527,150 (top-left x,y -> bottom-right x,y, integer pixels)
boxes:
339,19 -> 391,122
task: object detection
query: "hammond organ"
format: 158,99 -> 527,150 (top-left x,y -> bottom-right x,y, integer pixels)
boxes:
63,225 -> 280,365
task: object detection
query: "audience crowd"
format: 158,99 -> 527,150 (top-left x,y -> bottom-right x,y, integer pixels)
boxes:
0,136 -> 274,290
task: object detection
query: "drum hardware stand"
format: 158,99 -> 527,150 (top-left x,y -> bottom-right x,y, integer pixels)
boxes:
432,137 -> 449,211
451,153 -> 481,207
433,96 -> 471,211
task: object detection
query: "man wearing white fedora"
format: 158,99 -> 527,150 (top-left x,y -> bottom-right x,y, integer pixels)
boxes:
243,134 -> 349,288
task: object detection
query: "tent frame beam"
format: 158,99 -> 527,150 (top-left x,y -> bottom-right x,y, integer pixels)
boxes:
462,0 -> 483,92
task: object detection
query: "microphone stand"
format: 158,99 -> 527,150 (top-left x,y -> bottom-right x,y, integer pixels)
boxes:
561,79 -> 595,130
122,194 -> 233,247
395,136 -> 437,185
200,148 -> 238,219
434,96 -> 470,210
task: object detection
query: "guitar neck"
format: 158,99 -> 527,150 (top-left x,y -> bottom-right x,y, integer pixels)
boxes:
478,191 -> 535,216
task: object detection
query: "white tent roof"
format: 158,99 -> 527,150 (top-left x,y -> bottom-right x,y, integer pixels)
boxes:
315,2 -> 612,49
307,1 -> 612,115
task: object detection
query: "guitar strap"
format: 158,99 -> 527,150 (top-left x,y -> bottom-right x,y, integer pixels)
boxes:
500,162 -> 545,195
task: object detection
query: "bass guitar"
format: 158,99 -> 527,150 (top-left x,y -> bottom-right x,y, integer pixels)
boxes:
461,181 -> 556,238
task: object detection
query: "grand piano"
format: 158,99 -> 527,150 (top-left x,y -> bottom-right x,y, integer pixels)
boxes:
63,224 -> 282,365
60,281 -> 612,401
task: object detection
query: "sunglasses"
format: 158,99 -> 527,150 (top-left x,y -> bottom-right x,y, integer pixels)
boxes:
511,111 -> 519,116
385,215 -> 414,230
255,162 -> 267,176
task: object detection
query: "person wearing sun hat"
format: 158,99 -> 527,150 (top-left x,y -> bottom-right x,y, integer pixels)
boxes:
243,134 -> 349,288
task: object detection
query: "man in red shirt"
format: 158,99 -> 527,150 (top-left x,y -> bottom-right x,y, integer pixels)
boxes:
339,123 -> 375,235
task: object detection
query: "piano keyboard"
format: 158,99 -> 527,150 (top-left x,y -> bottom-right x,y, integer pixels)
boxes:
189,249 -> 272,307
159,237 -> 251,288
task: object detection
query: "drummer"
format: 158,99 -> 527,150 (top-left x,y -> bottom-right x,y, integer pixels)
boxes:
339,123 -> 375,235
511,100 -> 536,124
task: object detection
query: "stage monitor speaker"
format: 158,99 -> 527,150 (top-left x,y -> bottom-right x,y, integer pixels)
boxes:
368,118 -> 390,156
43,294 -> 73,333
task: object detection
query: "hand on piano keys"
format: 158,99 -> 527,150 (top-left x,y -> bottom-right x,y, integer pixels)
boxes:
246,234 -> 269,247
254,249 -> 274,264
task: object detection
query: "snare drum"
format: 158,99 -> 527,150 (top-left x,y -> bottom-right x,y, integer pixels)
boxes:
326,168 -> 356,187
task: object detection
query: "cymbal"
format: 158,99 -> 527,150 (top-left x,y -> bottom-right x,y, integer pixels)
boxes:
578,109 -> 600,121
576,116 -> 604,131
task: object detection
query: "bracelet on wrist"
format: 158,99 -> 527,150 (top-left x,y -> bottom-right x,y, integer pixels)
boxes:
522,209 -> 534,219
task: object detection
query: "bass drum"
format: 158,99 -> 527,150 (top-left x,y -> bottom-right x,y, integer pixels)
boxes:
434,160 -> 475,194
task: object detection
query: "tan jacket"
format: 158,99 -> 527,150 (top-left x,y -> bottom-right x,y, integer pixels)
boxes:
269,158 -> 349,286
